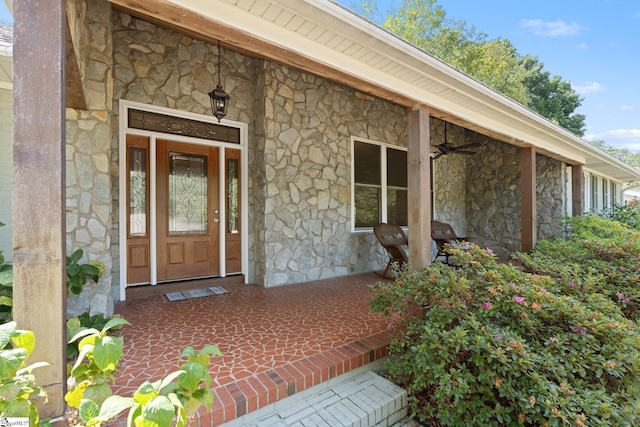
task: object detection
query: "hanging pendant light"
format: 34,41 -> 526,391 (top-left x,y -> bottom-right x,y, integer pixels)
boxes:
208,40 -> 230,123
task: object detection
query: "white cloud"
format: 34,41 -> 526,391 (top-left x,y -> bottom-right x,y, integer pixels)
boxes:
619,105 -> 636,111
573,81 -> 605,95
520,19 -> 584,37
586,129 -> 640,151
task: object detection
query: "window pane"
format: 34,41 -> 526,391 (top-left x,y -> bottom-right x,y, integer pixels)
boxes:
226,158 -> 239,234
168,152 -> 208,234
387,189 -> 408,226
129,147 -> 147,236
387,148 -> 407,188
354,185 -> 380,227
354,141 -> 380,185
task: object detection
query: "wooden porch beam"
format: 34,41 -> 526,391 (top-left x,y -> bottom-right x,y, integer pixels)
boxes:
571,164 -> 584,217
407,106 -> 432,269
13,0 -> 67,418
521,147 -> 536,252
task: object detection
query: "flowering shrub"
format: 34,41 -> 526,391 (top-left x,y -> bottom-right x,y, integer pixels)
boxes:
514,215 -> 640,320
370,244 -> 640,426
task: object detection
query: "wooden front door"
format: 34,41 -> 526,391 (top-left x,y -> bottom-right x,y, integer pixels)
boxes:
156,140 -> 220,281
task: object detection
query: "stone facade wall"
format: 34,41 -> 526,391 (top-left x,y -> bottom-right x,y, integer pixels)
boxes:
65,0 -> 114,317
431,121 -> 468,237
465,138 -> 521,259
463,138 -> 566,260
259,62 -> 407,286
536,155 -> 566,239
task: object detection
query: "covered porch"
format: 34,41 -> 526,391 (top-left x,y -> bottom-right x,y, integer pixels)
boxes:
110,272 -> 394,425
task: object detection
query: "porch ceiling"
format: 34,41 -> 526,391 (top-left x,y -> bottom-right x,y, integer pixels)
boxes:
108,0 -> 640,184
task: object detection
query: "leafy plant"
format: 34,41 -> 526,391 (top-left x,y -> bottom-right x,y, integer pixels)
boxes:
66,313 -> 118,360
65,317 -> 220,426
0,321 -> 50,426
599,203 -> 640,230
66,249 -> 103,295
65,316 -> 131,417
0,222 -> 12,324
89,345 -> 221,427
371,244 -> 640,426
514,215 -> 640,320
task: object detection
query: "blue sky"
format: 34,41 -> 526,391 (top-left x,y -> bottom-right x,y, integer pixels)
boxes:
338,0 -> 640,152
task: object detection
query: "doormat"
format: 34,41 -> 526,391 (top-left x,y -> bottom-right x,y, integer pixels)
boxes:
165,286 -> 230,302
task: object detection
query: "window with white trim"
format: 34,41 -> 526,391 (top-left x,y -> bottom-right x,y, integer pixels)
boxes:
352,139 -> 408,229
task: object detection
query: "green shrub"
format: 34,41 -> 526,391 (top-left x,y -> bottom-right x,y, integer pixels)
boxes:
600,203 -> 640,230
0,221 -> 12,324
371,244 -> 640,426
66,249 -> 103,295
0,321 -> 50,426
514,215 -> 640,320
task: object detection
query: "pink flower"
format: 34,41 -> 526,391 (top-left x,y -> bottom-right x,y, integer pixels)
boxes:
486,247 -> 493,254
549,337 -> 558,343
508,283 -> 515,288
568,280 -> 575,287
618,293 -> 630,303
482,301 -> 492,310
539,288 -> 548,294
571,327 -> 586,335
386,323 -> 393,331
514,296 -> 525,304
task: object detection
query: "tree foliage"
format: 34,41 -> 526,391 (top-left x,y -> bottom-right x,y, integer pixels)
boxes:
346,0 -> 586,136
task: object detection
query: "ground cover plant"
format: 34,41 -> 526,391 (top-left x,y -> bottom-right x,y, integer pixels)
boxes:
514,215 -> 640,321
370,242 -> 640,426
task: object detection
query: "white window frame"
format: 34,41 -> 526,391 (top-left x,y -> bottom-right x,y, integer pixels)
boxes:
350,137 -> 408,232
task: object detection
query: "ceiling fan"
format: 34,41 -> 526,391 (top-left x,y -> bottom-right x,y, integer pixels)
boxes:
432,122 -> 481,159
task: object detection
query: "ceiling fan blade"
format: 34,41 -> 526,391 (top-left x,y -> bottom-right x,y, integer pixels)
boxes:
456,142 -> 481,150
456,150 -> 477,155
432,152 -> 443,159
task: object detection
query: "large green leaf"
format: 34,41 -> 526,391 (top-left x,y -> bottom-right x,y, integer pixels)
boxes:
79,399 -> 100,423
93,336 -> 123,373
83,383 -> 113,408
0,348 -> 27,378
177,362 -> 205,392
0,321 -> 16,349
137,396 -> 175,427
0,269 -> 12,286
133,381 -> 157,405
102,317 -> 131,333
157,370 -> 184,394
96,395 -> 137,421
12,329 -> 35,358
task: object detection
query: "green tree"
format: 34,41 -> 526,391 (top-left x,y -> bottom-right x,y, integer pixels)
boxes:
346,0 -> 586,137
521,55 -> 586,136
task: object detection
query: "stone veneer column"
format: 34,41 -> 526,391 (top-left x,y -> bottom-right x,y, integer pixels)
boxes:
66,0 -> 114,316
13,0 -> 67,417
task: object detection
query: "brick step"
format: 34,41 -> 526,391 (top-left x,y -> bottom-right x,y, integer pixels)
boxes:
221,366 -> 411,427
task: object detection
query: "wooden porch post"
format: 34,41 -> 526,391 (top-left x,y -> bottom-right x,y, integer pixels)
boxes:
571,164 -> 584,217
13,0 -> 67,418
521,147 -> 536,252
407,106 -> 432,269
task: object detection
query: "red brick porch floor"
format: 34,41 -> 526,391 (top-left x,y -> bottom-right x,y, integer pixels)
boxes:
110,272 -> 394,426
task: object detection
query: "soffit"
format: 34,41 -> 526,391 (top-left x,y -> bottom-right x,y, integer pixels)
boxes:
108,0 -> 640,184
